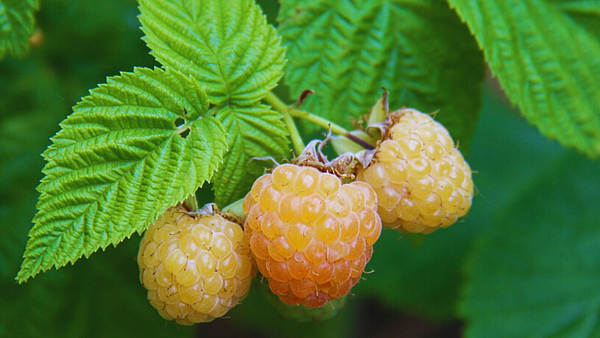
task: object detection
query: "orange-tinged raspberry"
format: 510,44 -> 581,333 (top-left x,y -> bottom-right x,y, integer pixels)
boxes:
357,109 -> 473,233
244,164 -> 382,308
138,205 -> 254,325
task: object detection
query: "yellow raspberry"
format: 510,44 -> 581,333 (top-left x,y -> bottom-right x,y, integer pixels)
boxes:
137,205 -> 254,325
357,109 -> 474,234
243,164 -> 381,308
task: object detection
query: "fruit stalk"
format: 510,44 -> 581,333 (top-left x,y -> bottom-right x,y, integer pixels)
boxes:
265,92 -> 305,154
265,92 -> 374,152
184,193 -> 199,211
289,109 -> 375,150
287,108 -> 349,136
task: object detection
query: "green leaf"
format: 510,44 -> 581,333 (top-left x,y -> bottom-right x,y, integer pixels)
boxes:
138,0 -> 290,206
460,154 -> 600,338
277,0 -> 484,148
138,0 -> 286,105
0,0 -> 38,60
447,0 -> 600,157
212,103 -> 289,207
17,67 -> 228,283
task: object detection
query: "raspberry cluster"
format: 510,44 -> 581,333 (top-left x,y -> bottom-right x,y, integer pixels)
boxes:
357,109 -> 473,233
137,104 -> 475,324
137,205 -> 254,325
243,164 -> 382,307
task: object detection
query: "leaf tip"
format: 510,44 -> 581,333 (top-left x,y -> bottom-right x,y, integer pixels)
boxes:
15,264 -> 33,284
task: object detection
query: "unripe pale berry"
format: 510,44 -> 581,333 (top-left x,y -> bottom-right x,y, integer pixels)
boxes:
244,164 -> 381,308
138,205 -> 254,325
357,109 -> 473,234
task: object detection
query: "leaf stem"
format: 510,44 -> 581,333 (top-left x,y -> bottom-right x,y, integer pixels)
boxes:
287,108 -> 350,136
289,108 -> 376,150
265,92 -> 375,152
184,194 -> 199,211
265,92 -> 305,154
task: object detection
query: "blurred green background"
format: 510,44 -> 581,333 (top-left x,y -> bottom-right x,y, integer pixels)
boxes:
1,1 -> 599,337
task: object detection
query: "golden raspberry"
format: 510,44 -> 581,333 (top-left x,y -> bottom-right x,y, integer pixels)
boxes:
137,205 -> 254,325
243,164 -> 381,308
357,109 -> 474,234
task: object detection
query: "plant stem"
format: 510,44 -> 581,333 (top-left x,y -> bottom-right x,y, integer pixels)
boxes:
264,92 -> 305,154
184,193 -> 199,211
288,108 -> 350,136
265,92 -> 375,152
289,108 -> 376,150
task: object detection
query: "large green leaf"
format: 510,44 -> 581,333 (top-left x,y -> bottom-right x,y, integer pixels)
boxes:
138,0 -> 290,206
138,0 -> 286,105
460,154 -> 600,338
0,0 -> 38,60
277,0 -> 484,147
212,104 -> 289,206
17,67 -> 228,283
447,0 -> 600,157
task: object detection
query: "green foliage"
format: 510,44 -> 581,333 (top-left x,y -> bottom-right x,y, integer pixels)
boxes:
447,0 -> 600,158
460,154 -> 600,338
277,0 -> 485,148
139,0 -> 285,104
139,0 -> 289,206
0,0 -> 38,59
3,0 -> 600,336
17,68 -> 228,282
16,0 -> 290,281
0,2 -> 197,336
